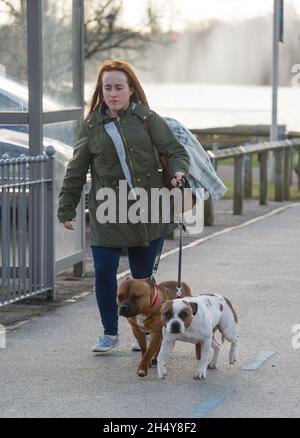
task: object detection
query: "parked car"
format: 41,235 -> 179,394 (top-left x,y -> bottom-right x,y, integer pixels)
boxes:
0,129 -> 90,213
0,75 -> 66,126
0,75 -> 77,145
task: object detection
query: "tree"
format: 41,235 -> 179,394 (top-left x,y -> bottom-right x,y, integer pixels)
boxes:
0,0 -> 27,81
0,0 -> 169,82
84,0 -> 165,66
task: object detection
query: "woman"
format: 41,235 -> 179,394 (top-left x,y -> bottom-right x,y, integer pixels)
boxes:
57,60 -> 189,352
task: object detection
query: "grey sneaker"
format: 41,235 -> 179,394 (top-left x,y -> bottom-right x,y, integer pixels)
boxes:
92,335 -> 120,352
131,334 -> 151,352
131,339 -> 141,352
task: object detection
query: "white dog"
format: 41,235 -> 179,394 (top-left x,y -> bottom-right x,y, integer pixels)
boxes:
157,294 -> 238,380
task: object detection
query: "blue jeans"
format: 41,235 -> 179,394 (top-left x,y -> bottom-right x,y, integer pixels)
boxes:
90,237 -> 163,336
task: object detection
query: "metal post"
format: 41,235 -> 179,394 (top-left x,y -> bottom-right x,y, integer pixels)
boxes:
283,146 -> 291,200
270,1 -> 283,183
72,0 -> 84,106
211,143 -> 218,171
274,147 -> 284,201
26,0 -> 43,156
204,197 -> 214,226
45,146 -> 56,300
271,0 -> 282,142
233,155 -> 244,215
244,142 -> 252,198
0,156 -> 10,304
73,0 -> 85,277
259,151 -> 268,205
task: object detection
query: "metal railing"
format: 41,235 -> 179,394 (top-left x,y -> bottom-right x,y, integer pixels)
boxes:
204,138 -> 300,224
191,124 -> 287,150
0,146 -> 55,306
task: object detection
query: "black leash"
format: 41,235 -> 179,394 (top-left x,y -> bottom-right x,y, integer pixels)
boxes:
176,178 -> 185,297
151,221 -> 170,282
151,177 -> 186,299
150,176 -> 173,282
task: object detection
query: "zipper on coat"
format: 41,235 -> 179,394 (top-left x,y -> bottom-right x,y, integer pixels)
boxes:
116,119 -> 150,247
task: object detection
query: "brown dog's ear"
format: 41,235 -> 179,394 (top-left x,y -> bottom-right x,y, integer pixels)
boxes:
160,301 -> 168,314
160,301 -> 173,327
183,300 -> 198,316
190,302 -> 198,316
160,300 -> 172,315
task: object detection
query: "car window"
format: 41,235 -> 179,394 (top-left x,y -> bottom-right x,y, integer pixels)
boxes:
0,142 -> 24,158
0,93 -> 23,111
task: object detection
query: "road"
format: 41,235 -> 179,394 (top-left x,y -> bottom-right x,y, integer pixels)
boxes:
0,203 -> 299,418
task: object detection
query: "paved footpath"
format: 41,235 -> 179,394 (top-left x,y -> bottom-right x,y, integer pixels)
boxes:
0,204 -> 299,418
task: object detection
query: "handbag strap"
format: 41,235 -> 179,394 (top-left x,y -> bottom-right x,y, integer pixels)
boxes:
104,121 -> 136,196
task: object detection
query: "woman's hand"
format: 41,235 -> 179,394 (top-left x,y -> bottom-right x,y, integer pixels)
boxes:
63,220 -> 75,230
171,171 -> 185,187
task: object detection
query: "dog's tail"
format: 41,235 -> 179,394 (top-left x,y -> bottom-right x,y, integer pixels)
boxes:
225,297 -> 238,323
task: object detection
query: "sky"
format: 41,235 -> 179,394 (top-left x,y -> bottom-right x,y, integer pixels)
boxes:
121,0 -> 300,31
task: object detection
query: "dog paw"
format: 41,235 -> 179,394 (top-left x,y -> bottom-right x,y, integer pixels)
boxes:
229,357 -> 237,365
151,358 -> 157,366
158,372 -> 167,380
157,363 -> 167,379
208,363 -> 217,370
137,369 -> 147,377
193,370 -> 206,380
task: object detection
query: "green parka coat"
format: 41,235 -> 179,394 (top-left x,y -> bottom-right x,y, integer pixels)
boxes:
57,102 -> 189,248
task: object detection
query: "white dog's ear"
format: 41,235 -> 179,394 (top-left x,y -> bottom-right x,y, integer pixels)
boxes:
190,302 -> 198,315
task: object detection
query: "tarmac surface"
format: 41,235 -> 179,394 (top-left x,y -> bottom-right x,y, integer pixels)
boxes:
0,196 -> 295,328
0,199 -> 299,418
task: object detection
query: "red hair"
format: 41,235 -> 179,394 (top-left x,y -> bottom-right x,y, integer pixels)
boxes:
86,60 -> 149,118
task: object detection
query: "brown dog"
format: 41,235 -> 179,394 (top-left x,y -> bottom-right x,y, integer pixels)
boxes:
117,278 -> 201,377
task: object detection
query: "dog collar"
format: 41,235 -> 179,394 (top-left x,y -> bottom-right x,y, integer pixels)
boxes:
150,284 -> 159,308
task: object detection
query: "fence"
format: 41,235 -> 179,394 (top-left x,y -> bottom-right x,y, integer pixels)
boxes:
191,124 -> 287,150
0,146 -> 55,306
204,138 -> 300,225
